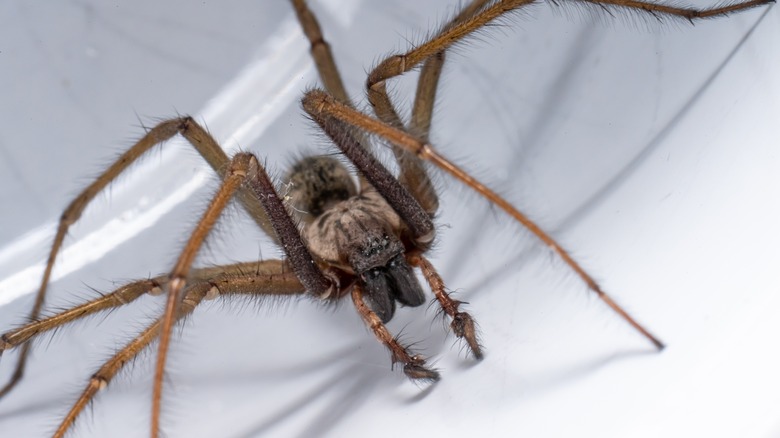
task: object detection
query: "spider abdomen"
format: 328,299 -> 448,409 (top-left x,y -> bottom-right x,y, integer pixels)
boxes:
284,155 -> 357,223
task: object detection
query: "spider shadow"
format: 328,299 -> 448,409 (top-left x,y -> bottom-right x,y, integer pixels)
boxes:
507,347 -> 658,399
179,297 -> 448,438
233,340 -> 425,438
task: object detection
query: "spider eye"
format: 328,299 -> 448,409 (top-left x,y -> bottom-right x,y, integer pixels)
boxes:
365,268 -> 383,279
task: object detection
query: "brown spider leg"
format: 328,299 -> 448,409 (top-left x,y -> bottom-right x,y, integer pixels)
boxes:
290,0 -> 379,190
289,0 -> 349,104
302,105 -> 435,245
52,264 -> 305,438
577,0 -> 773,21
368,0 -> 773,209
380,0 -> 498,131
53,284 -> 206,438
410,0 -> 493,137
0,117 -> 278,400
0,260 -> 290,358
152,153 -> 253,438
400,0 -> 493,214
366,0 -> 532,133
0,277 -> 164,355
410,52 -> 444,142
303,101 -> 476,356
409,254 -> 483,360
303,90 -> 665,350
152,152 -> 335,437
367,0 -> 773,121
351,284 -> 439,382
394,0 -> 489,350
402,51 -> 444,216
243,157 -> 337,297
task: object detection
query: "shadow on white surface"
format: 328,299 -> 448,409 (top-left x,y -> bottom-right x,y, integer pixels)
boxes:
0,1 -> 779,437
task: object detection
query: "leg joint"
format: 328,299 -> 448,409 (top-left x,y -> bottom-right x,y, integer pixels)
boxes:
178,116 -> 195,132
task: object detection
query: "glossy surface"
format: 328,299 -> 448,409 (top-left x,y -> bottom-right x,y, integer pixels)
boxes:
0,1 -> 778,437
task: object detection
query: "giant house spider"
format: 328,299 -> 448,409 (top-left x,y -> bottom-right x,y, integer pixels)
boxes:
0,1 -> 778,437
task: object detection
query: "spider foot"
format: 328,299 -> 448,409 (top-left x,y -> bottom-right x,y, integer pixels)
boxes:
451,312 -> 483,360
403,354 -> 440,382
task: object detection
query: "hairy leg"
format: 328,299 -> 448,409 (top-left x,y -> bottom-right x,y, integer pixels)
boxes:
0,117 -> 278,399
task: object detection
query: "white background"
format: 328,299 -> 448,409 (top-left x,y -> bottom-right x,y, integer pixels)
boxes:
0,1 -> 778,437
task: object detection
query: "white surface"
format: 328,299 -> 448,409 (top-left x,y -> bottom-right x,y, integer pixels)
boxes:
0,1 -> 779,437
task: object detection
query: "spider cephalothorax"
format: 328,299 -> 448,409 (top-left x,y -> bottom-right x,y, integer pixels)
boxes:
288,155 -> 426,321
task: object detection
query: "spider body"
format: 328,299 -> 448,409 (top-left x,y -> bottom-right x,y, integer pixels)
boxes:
288,155 -> 427,320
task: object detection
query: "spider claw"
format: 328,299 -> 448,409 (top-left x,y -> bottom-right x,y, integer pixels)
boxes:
451,312 -> 483,360
403,356 -> 440,382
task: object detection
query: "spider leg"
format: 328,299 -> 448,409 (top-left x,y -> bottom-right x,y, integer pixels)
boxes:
400,50 -> 443,216
0,277 -> 163,356
367,0 -> 773,117
291,0 -> 383,192
54,286 -> 207,438
0,261 -> 290,358
368,0 -> 773,209
152,152 -> 335,438
50,263 -> 304,438
289,0 -> 350,105
303,89 -> 665,350
410,255 -> 483,360
0,117 -> 278,400
0,277 -> 162,400
575,0 -> 773,20
411,0 -> 492,134
365,0 -> 533,156
351,284 -> 439,382
303,102 -> 481,356
399,0 -> 495,215
301,105 -> 436,245
152,153 -> 253,438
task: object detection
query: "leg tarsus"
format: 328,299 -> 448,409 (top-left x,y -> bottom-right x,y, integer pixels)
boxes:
413,255 -> 483,360
451,312 -> 483,360
403,355 -> 440,382
352,285 -> 438,382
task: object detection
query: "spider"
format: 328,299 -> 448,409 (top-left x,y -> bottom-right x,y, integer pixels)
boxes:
0,0 -> 775,437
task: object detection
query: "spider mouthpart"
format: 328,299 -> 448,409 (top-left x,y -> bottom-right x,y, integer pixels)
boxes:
361,268 -> 396,322
361,254 -> 426,323
384,255 -> 427,308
